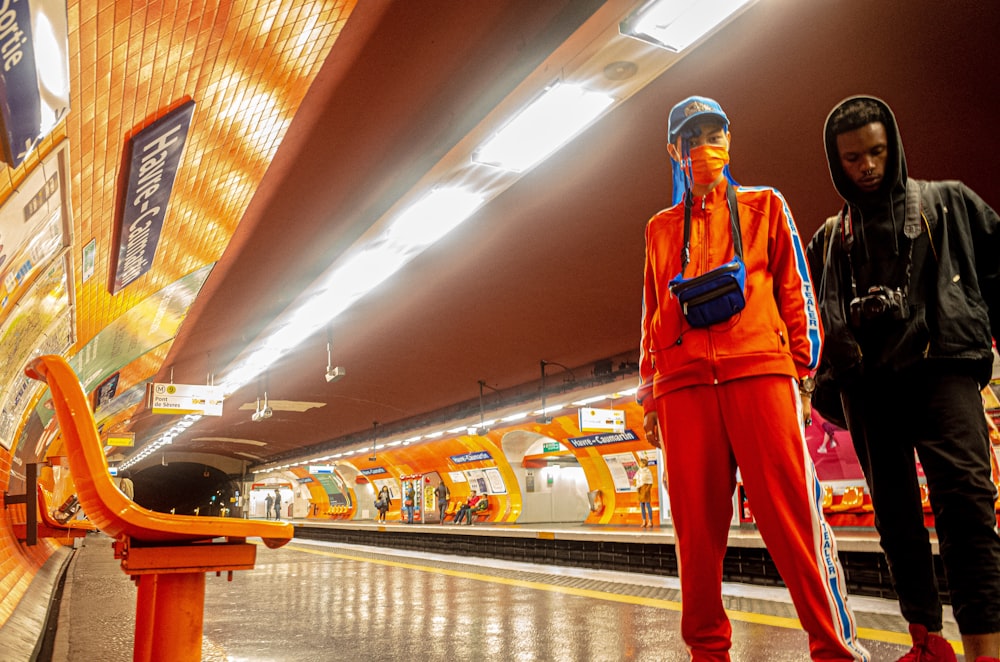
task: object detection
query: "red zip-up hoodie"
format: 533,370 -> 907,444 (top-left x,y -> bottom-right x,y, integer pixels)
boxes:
637,182 -> 822,413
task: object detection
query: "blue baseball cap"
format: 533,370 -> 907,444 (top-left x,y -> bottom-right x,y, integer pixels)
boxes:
668,96 -> 729,143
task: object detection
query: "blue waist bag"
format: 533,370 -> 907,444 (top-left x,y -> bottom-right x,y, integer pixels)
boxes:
668,184 -> 746,328
668,257 -> 747,328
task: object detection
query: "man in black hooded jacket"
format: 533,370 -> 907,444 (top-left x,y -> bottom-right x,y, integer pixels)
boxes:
807,95 -> 1000,661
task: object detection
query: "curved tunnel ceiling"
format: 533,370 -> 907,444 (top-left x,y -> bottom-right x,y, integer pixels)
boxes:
5,1 -> 997,471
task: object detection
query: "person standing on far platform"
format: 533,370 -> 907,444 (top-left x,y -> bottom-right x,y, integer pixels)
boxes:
808,95 -> 1000,662
434,480 -> 450,523
273,489 -> 282,520
118,470 -> 134,500
634,458 -> 655,528
637,95 -> 869,661
264,492 -> 273,520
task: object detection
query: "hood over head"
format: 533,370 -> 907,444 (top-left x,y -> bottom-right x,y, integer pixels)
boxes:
823,95 -> 907,207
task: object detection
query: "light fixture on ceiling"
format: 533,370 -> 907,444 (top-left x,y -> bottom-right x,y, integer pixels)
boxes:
385,187 -> 486,248
472,82 -> 614,173
537,360 -> 577,424
368,421 -> 378,462
251,393 -> 273,422
468,379 -> 501,436
619,0 -> 754,52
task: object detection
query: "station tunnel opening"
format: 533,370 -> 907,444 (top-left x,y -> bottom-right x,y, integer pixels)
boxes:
131,462 -> 238,516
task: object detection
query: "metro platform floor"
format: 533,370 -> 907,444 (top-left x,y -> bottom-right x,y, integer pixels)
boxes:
46,523 -> 965,661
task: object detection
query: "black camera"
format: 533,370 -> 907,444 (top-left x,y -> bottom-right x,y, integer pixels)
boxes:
849,285 -> 909,327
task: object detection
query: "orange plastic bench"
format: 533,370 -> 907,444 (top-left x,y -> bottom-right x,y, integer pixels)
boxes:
10,483 -> 95,542
827,485 -> 875,513
39,484 -> 95,532
26,355 -> 293,662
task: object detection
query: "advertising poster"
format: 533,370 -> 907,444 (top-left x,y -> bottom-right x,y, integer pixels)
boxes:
483,467 -> 507,494
603,452 -> 640,493
0,258 -> 72,450
0,140 -> 71,328
372,477 -> 398,500
804,413 -> 865,482
464,469 -> 488,494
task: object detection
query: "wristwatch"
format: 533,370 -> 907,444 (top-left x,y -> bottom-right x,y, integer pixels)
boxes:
798,376 -> 816,395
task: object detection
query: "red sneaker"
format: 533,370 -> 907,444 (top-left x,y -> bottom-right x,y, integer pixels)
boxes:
897,624 -> 956,661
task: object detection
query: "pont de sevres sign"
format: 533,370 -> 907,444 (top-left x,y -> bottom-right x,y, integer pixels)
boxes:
150,382 -> 223,417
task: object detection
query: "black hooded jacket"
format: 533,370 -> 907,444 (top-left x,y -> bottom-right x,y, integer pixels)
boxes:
807,95 -> 1000,387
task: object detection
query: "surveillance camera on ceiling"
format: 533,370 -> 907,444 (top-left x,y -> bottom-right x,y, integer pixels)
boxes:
251,406 -> 273,422
325,366 -> 346,383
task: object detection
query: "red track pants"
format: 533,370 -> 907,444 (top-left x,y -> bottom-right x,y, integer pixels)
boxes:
655,375 -> 869,661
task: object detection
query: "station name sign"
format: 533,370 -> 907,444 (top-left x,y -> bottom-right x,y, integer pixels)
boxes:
566,429 -> 639,448
111,100 -> 195,293
0,0 -> 71,167
150,382 -> 223,417
450,451 -> 492,464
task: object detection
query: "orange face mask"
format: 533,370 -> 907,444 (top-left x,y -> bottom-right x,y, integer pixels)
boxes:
687,143 -> 730,187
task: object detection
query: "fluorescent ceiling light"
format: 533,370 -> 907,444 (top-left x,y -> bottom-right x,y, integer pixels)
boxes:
571,395 -> 608,406
533,403 -> 566,415
620,0 -> 753,52
473,83 -> 614,172
386,187 -> 485,248
501,411 -> 529,422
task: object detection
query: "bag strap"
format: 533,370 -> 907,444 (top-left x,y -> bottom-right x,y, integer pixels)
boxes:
679,184 -> 743,278
821,215 -> 837,266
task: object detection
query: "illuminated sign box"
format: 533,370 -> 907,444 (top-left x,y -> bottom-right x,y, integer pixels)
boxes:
106,433 -> 135,447
150,382 -> 224,417
578,407 -> 625,433
110,100 -> 196,293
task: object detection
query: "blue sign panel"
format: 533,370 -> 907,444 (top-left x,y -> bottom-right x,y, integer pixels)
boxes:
360,467 -> 387,476
566,429 -> 639,448
450,450 -> 492,464
0,0 -> 70,167
111,100 -> 195,293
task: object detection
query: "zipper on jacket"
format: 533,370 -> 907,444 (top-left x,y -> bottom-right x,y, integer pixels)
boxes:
699,196 -> 720,372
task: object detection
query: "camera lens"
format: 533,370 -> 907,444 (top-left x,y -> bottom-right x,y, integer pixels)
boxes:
862,296 -> 887,317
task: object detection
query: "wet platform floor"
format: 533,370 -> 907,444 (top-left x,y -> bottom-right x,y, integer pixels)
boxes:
50,532 -> 962,661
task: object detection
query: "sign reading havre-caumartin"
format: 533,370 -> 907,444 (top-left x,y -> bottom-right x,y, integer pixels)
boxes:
110,99 -> 195,294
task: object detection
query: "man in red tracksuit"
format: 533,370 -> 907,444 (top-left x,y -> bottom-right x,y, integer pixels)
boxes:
637,95 -> 870,661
